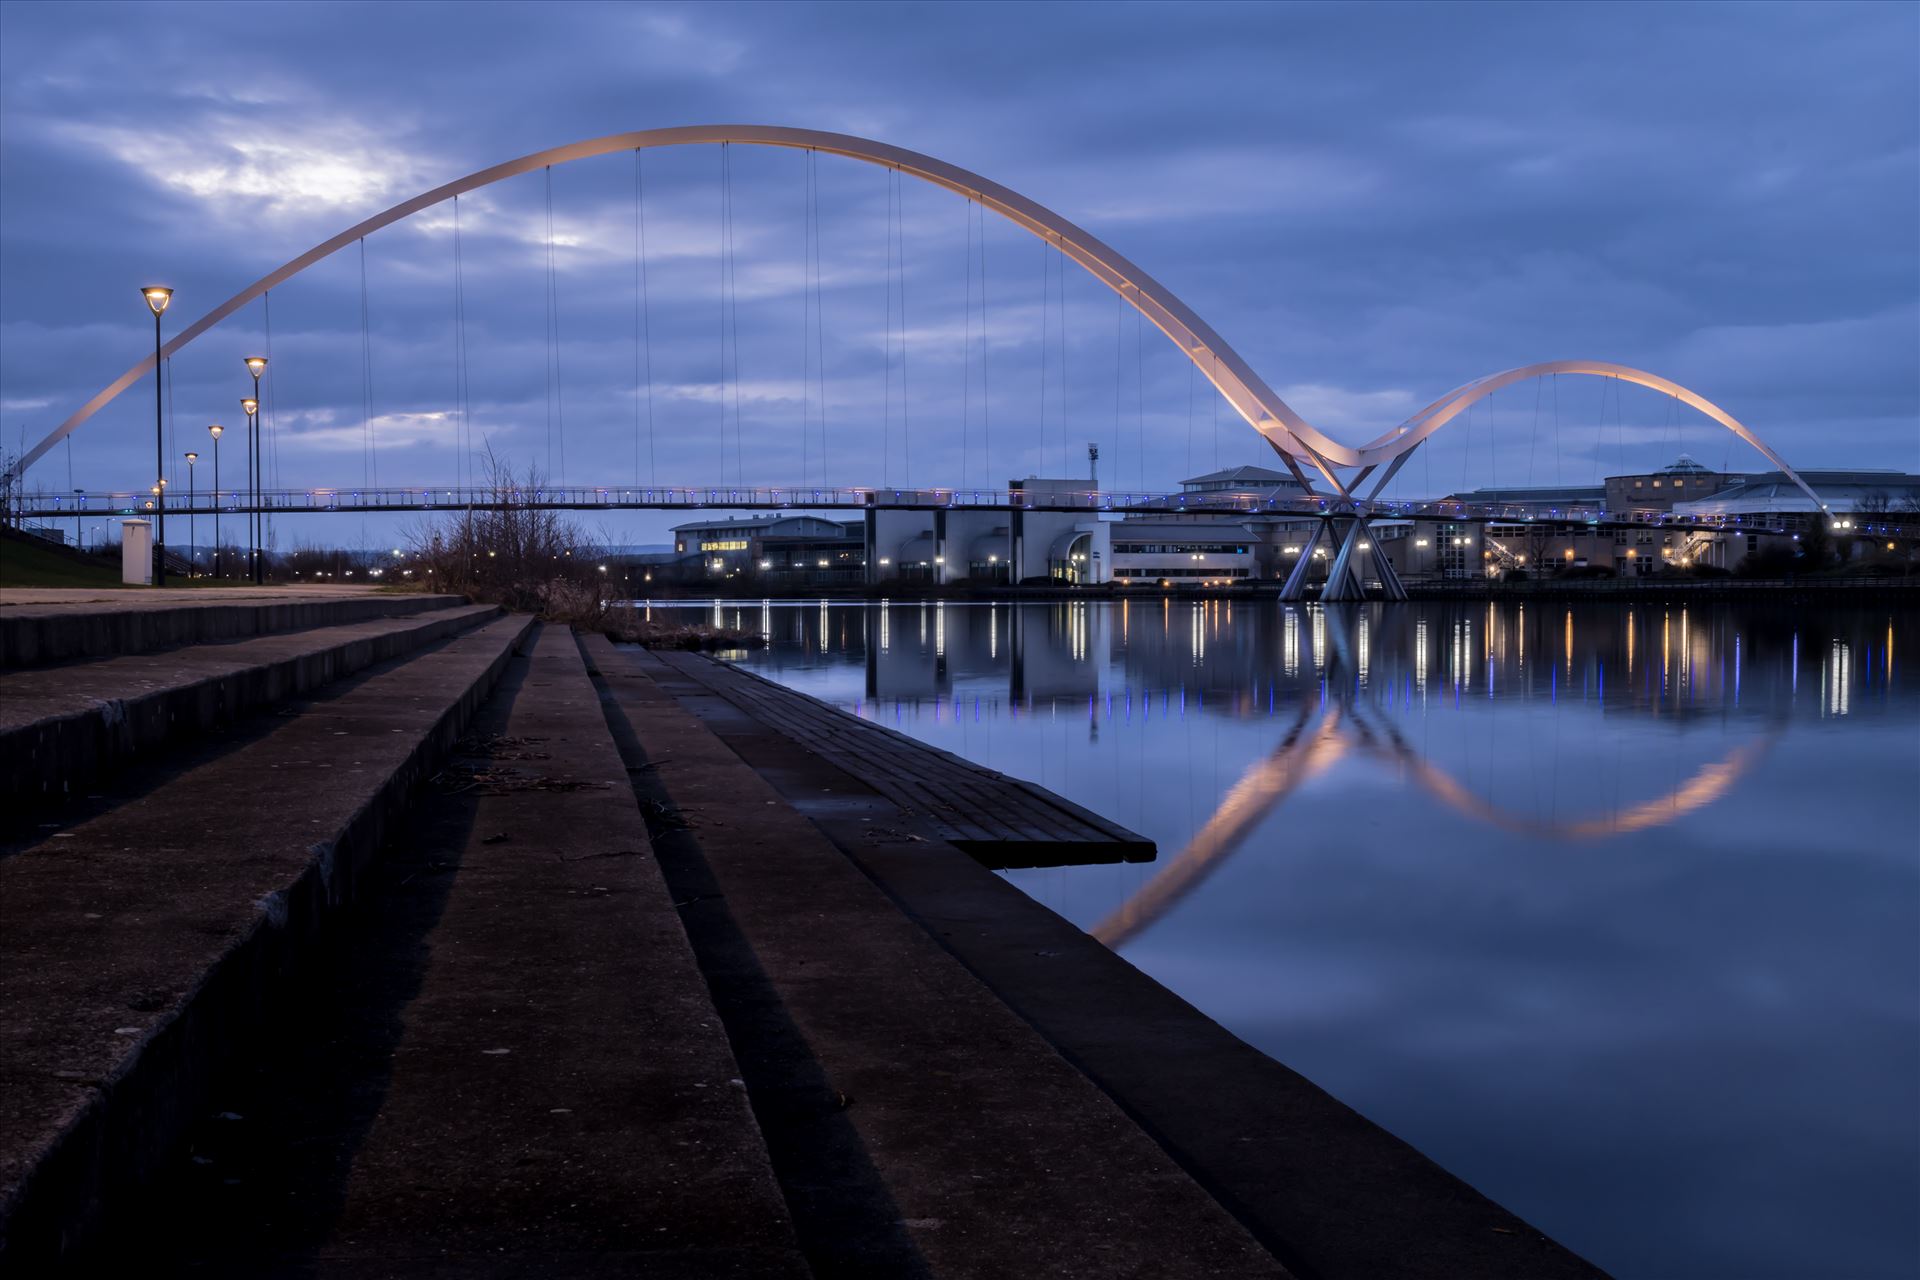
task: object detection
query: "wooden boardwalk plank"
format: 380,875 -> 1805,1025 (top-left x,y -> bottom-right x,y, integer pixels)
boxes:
653,651 -> 1153,866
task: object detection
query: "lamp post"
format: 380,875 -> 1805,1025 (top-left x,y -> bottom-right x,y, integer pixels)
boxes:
184,452 -> 199,576
141,286 -> 173,583
73,489 -> 83,549
242,396 -> 259,582
208,424 -> 224,577
244,356 -> 267,583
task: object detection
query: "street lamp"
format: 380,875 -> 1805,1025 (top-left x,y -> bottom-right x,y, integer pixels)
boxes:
141,286 -> 173,583
208,425 -> 224,577
242,394 -> 260,582
184,452 -> 198,575
73,489 -> 84,549
243,354 -> 267,582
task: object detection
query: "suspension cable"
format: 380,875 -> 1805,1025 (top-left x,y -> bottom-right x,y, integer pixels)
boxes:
727,147 -> 745,486
801,151 -> 812,490
1460,394 -> 1471,496
1135,309 -> 1145,491
453,196 -> 468,493
1551,373 -> 1561,490
544,170 -> 555,479
973,186 -> 985,494
1612,376 -> 1626,482
637,149 -> 656,488
1186,350 -> 1195,481
881,166 -> 893,488
977,198 -> 990,489
1529,374 -> 1541,489
897,168 -> 910,490
811,150 -> 828,489
1056,235 -> 1068,478
264,291 -> 278,548
550,168 -> 567,484
961,196 -> 972,489
1212,354 -> 1220,471
1038,233 -> 1049,480
359,237 -> 376,491
1488,385 -> 1496,493
1113,292 -> 1123,493
164,352 -> 176,498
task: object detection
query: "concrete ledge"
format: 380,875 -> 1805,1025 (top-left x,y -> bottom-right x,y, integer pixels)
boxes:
1,603 -> 499,807
0,613 -> 533,1267
585,635 -> 1290,1279
0,591 -> 467,668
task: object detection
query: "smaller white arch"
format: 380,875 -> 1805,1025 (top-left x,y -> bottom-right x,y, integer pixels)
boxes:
1352,360 -> 1824,507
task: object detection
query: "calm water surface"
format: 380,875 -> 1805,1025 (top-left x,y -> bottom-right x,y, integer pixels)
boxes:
644,597 -> 1918,1280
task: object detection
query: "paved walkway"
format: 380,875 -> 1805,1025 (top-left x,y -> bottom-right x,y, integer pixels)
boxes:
0,584 -> 395,611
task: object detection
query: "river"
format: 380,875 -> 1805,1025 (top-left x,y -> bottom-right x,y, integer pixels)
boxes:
636,597 -> 1918,1279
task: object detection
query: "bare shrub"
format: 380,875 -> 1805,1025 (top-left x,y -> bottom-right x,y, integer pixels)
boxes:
407,448 -> 609,623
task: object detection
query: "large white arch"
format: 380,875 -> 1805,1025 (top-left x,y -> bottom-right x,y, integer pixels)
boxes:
1355,360 -> 1825,506
7,124 -> 1357,484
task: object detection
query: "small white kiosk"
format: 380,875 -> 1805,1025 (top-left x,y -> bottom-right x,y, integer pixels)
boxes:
121,519 -> 153,586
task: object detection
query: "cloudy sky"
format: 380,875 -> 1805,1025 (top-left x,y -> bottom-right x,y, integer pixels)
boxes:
2,0 -> 1914,548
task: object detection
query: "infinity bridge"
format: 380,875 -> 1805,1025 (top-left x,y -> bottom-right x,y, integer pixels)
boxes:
6,125 -> 1832,598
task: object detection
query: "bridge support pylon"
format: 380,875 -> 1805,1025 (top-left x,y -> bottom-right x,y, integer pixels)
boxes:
1277,518 -> 1328,602
1277,513 -> 1407,603
934,509 -> 949,587
864,507 -> 879,587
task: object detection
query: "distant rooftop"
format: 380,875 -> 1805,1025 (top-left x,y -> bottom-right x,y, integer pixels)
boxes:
1676,470 -> 1920,517
1178,465 -> 1308,498
1443,482 -> 1606,505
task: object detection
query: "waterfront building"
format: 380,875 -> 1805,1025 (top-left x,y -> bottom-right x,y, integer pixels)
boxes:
1603,454 -> 1738,513
659,460 -> 1917,588
669,514 -> 865,585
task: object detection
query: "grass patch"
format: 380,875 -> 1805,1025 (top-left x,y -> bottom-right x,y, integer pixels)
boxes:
0,533 -> 123,588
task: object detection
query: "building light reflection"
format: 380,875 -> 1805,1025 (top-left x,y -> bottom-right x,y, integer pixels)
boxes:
1827,640 -> 1851,717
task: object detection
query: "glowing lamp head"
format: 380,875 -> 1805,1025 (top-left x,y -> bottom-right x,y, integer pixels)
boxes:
185,451 -> 198,464
209,423 -> 224,440
141,286 -> 174,316
241,397 -> 259,416
243,356 -> 268,378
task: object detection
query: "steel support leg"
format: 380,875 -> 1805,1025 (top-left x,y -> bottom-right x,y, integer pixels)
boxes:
1370,533 -> 1410,601
1322,518 -> 1369,602
1278,519 -> 1326,601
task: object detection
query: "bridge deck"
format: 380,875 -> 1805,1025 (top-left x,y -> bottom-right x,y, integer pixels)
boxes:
648,649 -> 1155,867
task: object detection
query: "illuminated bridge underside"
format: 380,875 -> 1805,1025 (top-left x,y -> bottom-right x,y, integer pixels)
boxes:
11,127 -> 1821,530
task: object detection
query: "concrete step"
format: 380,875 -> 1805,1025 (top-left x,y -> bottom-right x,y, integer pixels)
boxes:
1,604 -> 502,810
148,624 -> 804,1275
582,634 -> 1291,1279
0,612 -> 532,1268
0,589 -> 468,669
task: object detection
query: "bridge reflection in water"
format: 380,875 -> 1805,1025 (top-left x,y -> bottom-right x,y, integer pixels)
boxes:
686,596 -> 1916,1280
632,595 -> 1904,957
